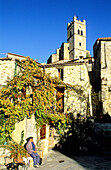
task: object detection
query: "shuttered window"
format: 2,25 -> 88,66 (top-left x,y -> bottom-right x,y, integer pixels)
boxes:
58,69 -> 63,80
40,124 -> 46,140
56,88 -> 64,113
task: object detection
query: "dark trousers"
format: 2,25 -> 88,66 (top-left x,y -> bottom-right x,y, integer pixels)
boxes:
30,152 -> 40,165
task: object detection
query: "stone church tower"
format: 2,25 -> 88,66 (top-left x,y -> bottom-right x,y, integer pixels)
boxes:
67,16 -> 86,60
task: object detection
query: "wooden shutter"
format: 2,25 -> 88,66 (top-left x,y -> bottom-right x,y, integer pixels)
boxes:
40,124 -> 46,140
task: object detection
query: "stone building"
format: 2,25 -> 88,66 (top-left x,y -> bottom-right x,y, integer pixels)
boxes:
67,16 -> 86,60
47,43 -> 69,64
93,37 -> 111,116
47,16 -> 86,64
0,53 -> 54,160
46,16 -> 92,117
45,58 -> 93,117
0,53 -> 26,86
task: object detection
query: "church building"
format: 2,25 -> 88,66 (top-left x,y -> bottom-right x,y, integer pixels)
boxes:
46,16 -> 93,117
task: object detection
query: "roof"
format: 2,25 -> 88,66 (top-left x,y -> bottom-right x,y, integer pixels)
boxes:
0,57 -> 12,60
97,37 -> 111,41
8,53 -> 27,58
43,58 -> 91,68
8,53 -> 40,64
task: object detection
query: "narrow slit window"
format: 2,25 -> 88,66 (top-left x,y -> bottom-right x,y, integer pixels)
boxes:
58,69 -> 63,80
79,42 -> 82,46
78,29 -> 80,34
81,30 -> 83,36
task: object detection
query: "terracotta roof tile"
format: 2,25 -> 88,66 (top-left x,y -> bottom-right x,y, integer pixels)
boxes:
0,57 -> 12,60
97,37 -> 111,41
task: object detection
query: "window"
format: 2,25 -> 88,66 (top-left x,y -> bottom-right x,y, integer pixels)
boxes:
81,30 -> 83,36
80,67 -> 84,81
79,42 -> 82,46
78,29 -> 80,34
108,87 -> 111,92
40,124 -> 46,140
58,69 -> 63,80
56,88 -> 64,113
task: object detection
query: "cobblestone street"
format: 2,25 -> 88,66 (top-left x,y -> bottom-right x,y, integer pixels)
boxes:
29,150 -> 111,170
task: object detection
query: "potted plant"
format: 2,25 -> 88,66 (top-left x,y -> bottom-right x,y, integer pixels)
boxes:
4,131 -> 28,163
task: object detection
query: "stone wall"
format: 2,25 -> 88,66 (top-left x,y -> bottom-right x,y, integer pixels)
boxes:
45,67 -> 58,77
101,41 -> 111,115
93,39 -> 111,116
45,61 -> 92,117
62,43 -> 69,60
67,16 -> 86,59
37,124 -> 49,156
11,115 -> 37,144
8,53 -> 27,61
64,63 -> 91,116
0,53 -> 25,86
47,43 -> 69,64
0,59 -> 15,86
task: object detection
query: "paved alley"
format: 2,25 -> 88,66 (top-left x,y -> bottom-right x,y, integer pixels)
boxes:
29,149 -> 111,170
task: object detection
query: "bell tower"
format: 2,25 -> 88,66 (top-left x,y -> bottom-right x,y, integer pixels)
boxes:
67,16 -> 86,60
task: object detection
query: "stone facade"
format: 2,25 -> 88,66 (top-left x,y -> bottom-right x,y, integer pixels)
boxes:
8,53 -> 27,61
60,43 -> 69,60
46,16 -> 92,117
45,58 -> 93,117
47,16 -> 86,64
0,53 -> 27,86
0,58 -> 15,86
67,16 -> 86,59
47,43 -> 69,64
93,38 -> 111,116
0,53 -> 51,160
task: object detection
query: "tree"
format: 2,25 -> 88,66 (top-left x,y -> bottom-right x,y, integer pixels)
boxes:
86,52 -> 91,58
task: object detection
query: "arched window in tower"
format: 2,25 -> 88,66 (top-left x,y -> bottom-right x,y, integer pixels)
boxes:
79,42 -> 82,46
81,30 -> 83,36
78,29 -> 80,34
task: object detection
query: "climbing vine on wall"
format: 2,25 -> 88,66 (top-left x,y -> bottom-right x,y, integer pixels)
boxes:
0,57 -> 83,144
0,58 -> 62,143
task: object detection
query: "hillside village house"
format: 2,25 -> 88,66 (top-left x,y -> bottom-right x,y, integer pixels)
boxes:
0,16 -> 111,164
0,53 -> 54,162
93,37 -> 111,116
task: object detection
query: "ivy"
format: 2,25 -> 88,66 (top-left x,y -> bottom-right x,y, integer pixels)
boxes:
0,57 -> 84,144
0,57 -> 67,143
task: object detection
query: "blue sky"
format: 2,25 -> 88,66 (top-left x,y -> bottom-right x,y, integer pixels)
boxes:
0,0 -> 111,63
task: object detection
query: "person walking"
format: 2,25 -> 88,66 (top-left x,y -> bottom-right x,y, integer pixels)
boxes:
26,137 -> 40,168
